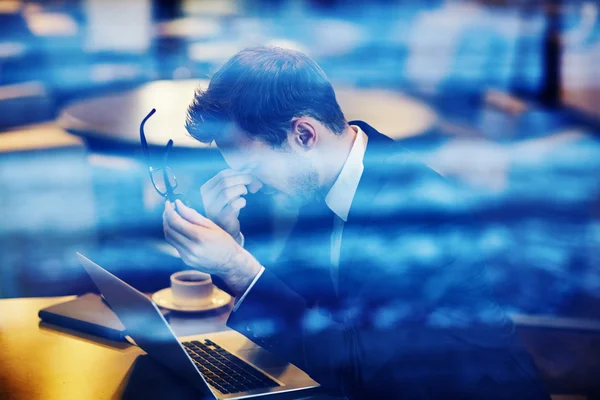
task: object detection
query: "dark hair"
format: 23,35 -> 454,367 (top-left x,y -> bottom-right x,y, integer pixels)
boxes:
185,47 -> 347,148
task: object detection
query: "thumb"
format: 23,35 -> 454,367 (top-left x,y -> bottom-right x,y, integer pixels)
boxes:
247,177 -> 263,194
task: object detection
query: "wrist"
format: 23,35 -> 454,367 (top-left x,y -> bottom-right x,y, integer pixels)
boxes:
222,247 -> 262,297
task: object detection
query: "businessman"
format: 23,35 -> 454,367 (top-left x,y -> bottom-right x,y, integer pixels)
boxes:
163,47 -> 549,399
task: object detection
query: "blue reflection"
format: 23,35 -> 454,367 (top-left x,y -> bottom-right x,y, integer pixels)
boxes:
0,1 -> 599,329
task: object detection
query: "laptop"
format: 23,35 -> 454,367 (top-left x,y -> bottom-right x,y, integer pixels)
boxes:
76,253 -> 320,399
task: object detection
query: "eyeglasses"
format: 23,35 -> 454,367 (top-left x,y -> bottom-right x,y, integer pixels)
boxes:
140,108 -> 186,204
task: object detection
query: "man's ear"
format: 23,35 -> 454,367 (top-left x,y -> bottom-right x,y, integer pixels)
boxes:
291,118 -> 317,150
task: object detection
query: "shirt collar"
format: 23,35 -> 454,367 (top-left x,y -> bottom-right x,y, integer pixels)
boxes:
325,125 -> 368,222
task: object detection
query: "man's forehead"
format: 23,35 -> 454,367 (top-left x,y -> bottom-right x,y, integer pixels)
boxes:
214,123 -> 261,170
214,122 -> 253,150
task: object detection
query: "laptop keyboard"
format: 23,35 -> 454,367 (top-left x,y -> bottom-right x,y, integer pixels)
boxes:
182,339 -> 280,395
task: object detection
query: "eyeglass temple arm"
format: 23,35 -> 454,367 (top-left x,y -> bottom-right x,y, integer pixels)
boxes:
140,108 -> 156,162
162,140 -> 187,205
164,139 -> 173,167
163,139 -> 177,200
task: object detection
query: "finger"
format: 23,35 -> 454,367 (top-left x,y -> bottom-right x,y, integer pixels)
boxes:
247,178 -> 263,194
227,197 -> 246,213
201,173 -> 253,210
163,201 -> 174,222
217,174 -> 253,191
203,169 -> 238,191
164,229 -> 201,268
164,221 -> 195,255
166,203 -> 205,238
221,197 -> 246,219
203,169 -> 251,192
215,185 -> 248,211
208,175 -> 252,206
163,205 -> 196,255
176,200 -> 216,228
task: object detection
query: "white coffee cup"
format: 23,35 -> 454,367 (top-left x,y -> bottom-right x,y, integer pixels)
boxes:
170,270 -> 214,307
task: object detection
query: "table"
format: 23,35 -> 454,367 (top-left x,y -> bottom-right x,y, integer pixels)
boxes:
0,296 -> 233,399
0,296 -> 338,400
57,80 -> 437,149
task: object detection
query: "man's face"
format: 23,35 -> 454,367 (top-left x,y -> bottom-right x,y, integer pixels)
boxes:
217,124 -> 319,206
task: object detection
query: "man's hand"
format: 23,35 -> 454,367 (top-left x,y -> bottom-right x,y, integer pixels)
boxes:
163,200 -> 262,297
200,169 -> 262,244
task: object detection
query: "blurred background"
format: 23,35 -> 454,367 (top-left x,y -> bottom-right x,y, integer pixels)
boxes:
0,0 -> 599,395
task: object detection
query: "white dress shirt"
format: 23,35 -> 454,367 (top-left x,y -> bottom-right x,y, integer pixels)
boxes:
234,126 -> 369,310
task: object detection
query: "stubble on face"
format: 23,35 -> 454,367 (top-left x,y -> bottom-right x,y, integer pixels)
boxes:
285,152 -> 320,206
271,163 -> 319,213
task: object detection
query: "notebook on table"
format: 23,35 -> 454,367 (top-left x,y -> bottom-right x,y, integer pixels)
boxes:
38,293 -> 127,341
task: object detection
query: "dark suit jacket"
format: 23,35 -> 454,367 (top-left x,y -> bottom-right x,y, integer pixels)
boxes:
228,121 -> 550,399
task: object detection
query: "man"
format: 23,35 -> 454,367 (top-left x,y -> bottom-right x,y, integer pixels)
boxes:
163,47 -> 549,399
